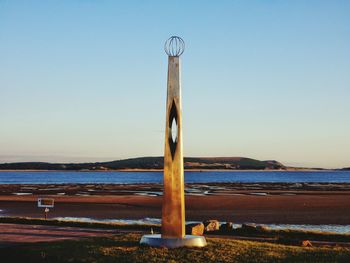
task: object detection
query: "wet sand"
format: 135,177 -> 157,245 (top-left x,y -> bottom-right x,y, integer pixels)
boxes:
0,183 -> 349,224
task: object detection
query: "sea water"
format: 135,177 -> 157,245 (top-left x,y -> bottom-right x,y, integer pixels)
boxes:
0,170 -> 349,184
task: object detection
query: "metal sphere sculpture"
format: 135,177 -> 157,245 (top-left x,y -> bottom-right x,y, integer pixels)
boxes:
164,36 -> 185,57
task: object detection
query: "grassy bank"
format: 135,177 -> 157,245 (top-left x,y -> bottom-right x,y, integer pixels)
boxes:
2,216 -> 350,244
1,233 -> 350,263
212,225 -> 350,243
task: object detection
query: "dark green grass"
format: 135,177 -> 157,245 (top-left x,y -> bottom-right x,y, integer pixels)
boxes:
214,226 -> 350,243
2,217 -> 350,244
1,233 -> 350,263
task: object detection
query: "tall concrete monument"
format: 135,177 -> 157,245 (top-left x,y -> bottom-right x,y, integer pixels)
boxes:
140,36 -> 207,248
162,36 -> 185,238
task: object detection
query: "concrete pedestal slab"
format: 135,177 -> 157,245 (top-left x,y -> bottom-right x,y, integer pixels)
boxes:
140,234 -> 207,248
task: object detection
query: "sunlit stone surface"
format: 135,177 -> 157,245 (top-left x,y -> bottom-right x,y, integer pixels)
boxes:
162,55 -> 185,238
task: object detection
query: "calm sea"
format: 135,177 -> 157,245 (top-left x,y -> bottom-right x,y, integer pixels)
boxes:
0,170 -> 349,184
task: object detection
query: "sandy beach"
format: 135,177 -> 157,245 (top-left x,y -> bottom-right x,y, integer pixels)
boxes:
0,183 -> 349,225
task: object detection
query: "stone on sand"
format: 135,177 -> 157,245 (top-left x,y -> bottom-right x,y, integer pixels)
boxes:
186,223 -> 205,236
203,220 -> 220,232
301,240 -> 313,247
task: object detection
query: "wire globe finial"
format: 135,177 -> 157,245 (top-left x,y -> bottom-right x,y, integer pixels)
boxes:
164,36 -> 185,57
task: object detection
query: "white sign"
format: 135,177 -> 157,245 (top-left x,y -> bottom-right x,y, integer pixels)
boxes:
38,198 -> 54,208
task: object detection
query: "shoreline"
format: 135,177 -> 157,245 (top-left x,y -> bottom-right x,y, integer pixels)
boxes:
0,168 -> 341,172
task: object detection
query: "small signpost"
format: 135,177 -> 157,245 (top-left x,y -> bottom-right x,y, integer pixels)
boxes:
37,198 -> 54,219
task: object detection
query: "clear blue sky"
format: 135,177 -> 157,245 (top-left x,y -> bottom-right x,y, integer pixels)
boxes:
0,1 -> 349,168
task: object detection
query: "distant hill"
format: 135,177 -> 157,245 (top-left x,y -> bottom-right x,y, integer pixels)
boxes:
0,157 -> 286,171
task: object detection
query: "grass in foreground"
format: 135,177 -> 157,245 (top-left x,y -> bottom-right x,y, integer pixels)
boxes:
1,233 -> 350,263
219,225 -> 350,243
2,216 -> 350,244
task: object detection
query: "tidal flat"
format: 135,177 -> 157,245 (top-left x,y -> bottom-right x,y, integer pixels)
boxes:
0,183 -> 349,226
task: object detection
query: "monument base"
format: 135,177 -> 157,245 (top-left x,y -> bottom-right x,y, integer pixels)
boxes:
140,234 -> 207,248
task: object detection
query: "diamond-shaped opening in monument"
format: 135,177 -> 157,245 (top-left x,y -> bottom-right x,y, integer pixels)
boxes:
168,100 -> 178,159
171,118 -> 178,143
